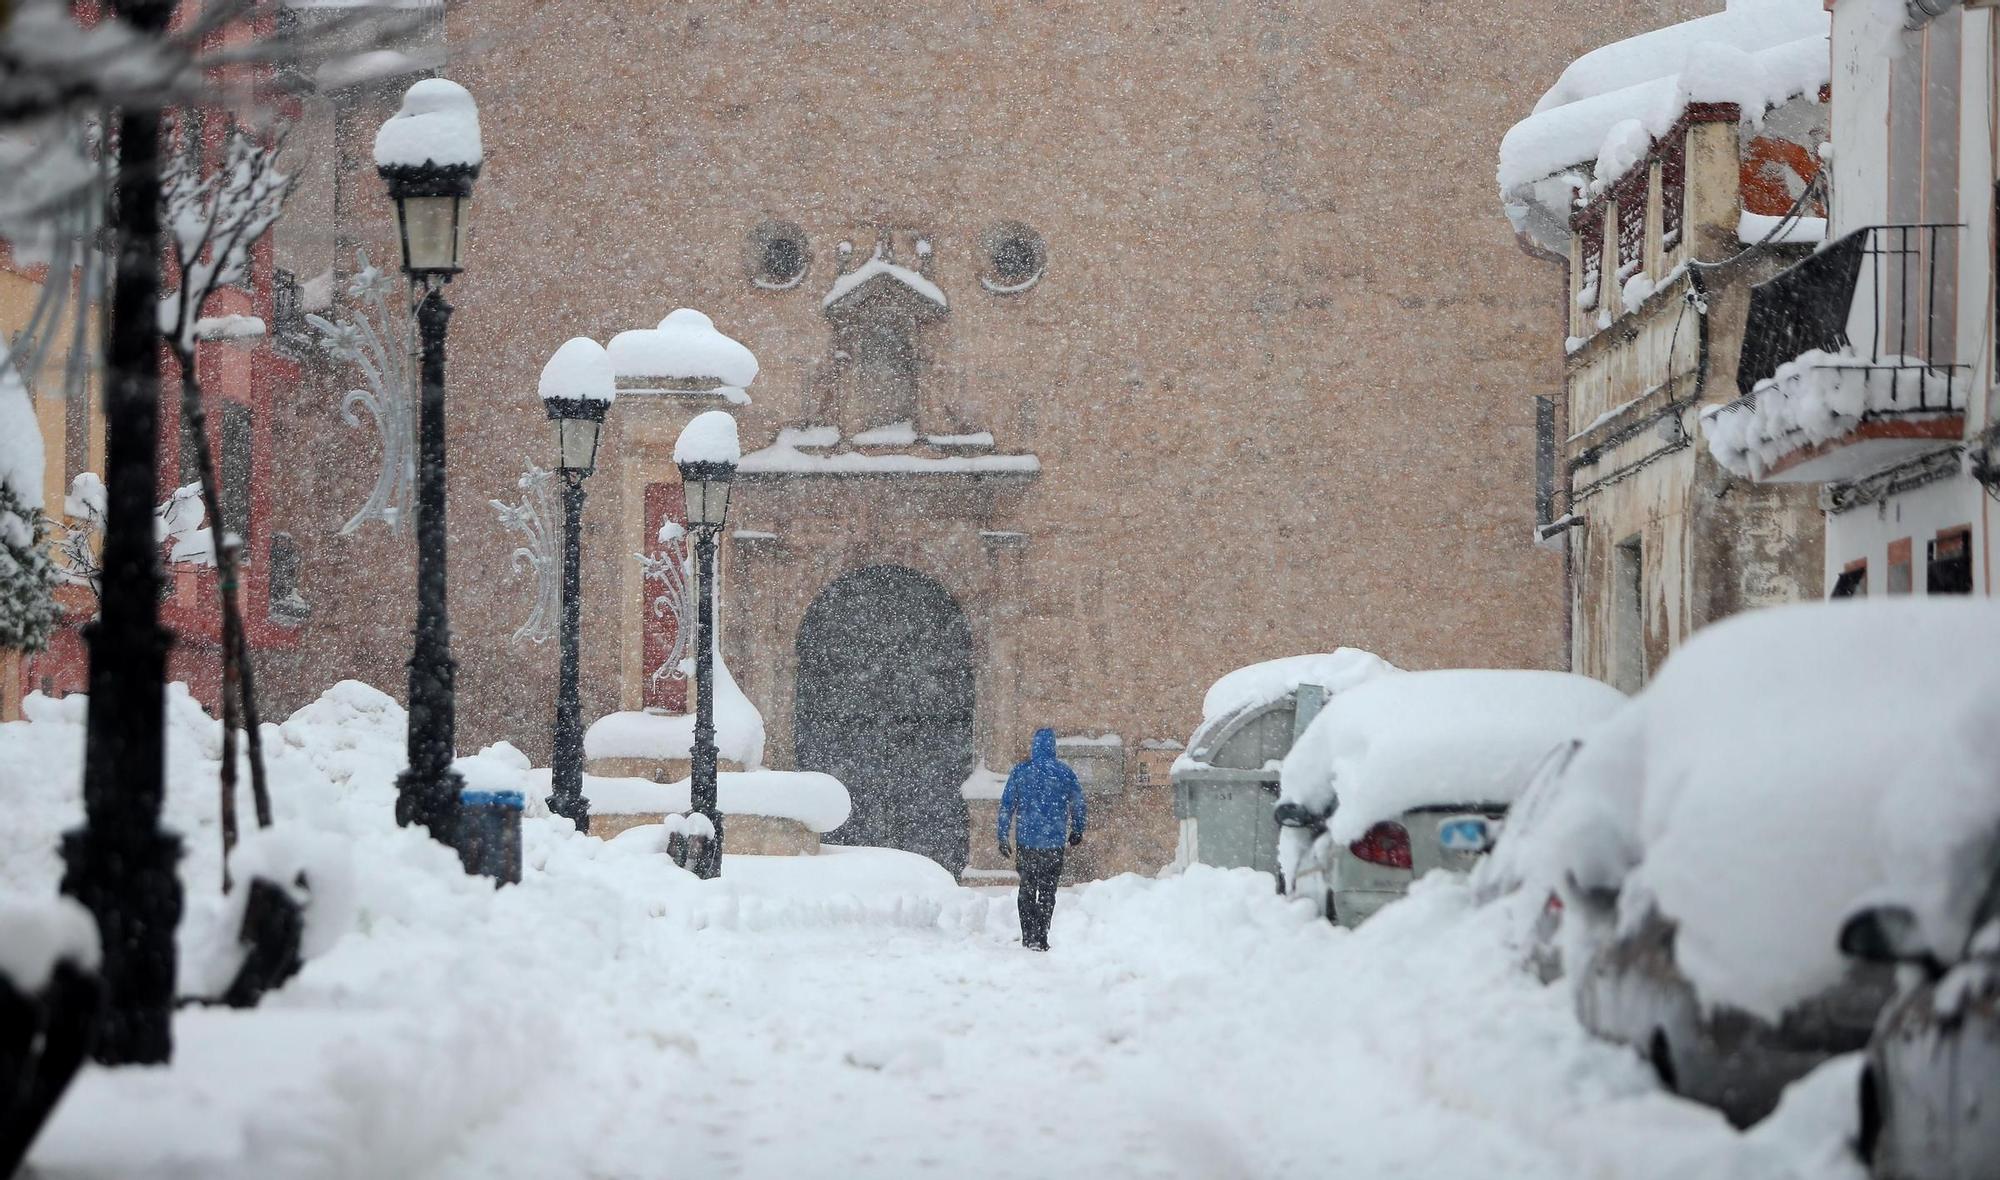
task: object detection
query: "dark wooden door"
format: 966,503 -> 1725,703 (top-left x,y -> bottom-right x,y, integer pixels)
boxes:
795,566 -> 973,874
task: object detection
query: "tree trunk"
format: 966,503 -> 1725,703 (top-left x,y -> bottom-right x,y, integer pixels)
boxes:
174,357 -> 272,890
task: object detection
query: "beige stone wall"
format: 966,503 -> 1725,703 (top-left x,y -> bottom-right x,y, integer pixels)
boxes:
261,0 -> 1718,878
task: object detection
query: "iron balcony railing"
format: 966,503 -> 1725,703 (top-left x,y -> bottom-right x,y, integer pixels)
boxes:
1737,223 -> 1967,414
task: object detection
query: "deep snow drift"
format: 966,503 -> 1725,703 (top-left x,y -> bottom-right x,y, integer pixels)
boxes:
2,681 -> 1865,1178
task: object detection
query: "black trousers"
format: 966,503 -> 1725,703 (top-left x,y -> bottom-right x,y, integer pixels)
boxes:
1017,848 -> 1064,947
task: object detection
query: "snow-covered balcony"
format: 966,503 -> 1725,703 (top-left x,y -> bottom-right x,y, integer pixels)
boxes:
1704,224 -> 1967,482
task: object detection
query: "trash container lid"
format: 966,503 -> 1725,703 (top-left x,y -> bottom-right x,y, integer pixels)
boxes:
461,789 -> 525,809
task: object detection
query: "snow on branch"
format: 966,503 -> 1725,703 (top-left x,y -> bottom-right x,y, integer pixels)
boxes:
159,124 -> 293,355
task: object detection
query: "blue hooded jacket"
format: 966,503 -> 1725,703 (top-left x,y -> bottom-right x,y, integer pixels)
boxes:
997,728 -> 1086,850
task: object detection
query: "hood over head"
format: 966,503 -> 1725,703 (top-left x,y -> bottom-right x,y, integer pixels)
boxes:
1031,728 -> 1057,760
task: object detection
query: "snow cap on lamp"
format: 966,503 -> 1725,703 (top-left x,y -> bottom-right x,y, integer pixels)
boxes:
375,79 -> 482,277
674,411 -> 740,529
540,338 -> 615,475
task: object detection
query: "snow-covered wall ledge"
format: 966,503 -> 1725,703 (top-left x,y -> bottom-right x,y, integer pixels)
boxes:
736,424 -> 1037,480
549,769 -> 851,834
1699,349 -> 1966,479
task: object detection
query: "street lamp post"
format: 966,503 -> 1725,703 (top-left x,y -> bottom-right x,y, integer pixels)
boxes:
674,411 -> 740,880
539,339 -> 616,830
374,79 -> 481,851
63,0 -> 184,1066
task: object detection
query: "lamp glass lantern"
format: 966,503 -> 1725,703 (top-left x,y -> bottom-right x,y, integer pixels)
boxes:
677,459 -> 736,529
544,396 -> 611,476
379,163 -> 479,278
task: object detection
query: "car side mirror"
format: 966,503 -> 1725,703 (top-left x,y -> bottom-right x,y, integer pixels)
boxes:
1272,800 -> 1323,830
1839,904 -> 1930,965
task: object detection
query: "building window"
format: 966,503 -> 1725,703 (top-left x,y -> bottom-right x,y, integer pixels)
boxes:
1886,10 -> 1962,366
1534,396 -> 1557,527
221,401 -> 253,548
177,405 -> 201,488
268,531 -> 309,625
1927,526 -> 1972,594
271,267 -> 305,342
1660,133 -> 1686,251
980,221 -> 1046,292
1887,537 -> 1914,595
747,220 -> 810,289
1830,559 -> 1866,599
1576,207 -> 1604,317
1615,172 -> 1647,285
1611,535 -> 1645,693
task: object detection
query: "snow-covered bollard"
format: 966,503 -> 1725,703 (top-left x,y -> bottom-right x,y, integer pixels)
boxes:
661,812 -> 715,870
196,826 -> 358,1009
0,896 -> 102,1173
459,788 -> 525,886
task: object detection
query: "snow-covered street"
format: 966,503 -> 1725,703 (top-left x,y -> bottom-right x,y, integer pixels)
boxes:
0,682 -> 1870,1179
0,684 -> 1857,1180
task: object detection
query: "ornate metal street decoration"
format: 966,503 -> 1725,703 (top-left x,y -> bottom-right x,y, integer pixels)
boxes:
490,465 -> 561,646
307,248 -> 416,536
637,521 -> 696,697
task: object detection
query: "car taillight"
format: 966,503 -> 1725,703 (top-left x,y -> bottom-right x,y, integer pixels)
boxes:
1349,821 -> 1412,869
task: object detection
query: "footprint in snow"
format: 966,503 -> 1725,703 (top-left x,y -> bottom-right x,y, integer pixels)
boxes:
843,1036 -> 944,1074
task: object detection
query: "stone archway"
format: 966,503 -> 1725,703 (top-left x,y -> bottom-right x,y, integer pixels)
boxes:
795,565 -> 973,874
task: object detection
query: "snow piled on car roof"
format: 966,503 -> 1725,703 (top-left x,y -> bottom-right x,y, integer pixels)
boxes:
1546,600 -> 2000,1022
1281,669 -> 1627,842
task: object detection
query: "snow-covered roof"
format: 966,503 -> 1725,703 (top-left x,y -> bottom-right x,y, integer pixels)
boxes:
372,78 -> 481,171
822,253 -> 948,313
1498,1 -> 1828,237
1531,1 -> 1827,117
606,309 -> 759,396
1279,669 -> 1626,843
538,337 -> 615,405
1175,650 -> 1399,777
738,433 -> 1038,478
674,410 -> 741,466
1198,651 -> 1394,725
1539,600 -> 2000,1022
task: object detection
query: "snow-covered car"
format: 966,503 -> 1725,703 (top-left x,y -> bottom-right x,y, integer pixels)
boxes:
1837,685 -> 2000,1180
1273,669 -> 1626,927
1843,892 -> 2000,1179
1468,735 -> 1589,982
1533,600 -> 2000,1129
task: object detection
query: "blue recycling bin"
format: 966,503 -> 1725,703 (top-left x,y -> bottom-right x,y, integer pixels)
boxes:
458,789 -> 524,886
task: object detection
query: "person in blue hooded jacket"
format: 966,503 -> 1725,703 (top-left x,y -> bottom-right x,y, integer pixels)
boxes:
996,728 -> 1086,951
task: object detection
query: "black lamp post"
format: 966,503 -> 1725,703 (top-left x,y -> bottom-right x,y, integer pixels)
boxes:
539,338 -> 616,831
62,0 -> 184,1066
675,412 -> 739,880
375,80 -> 481,851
